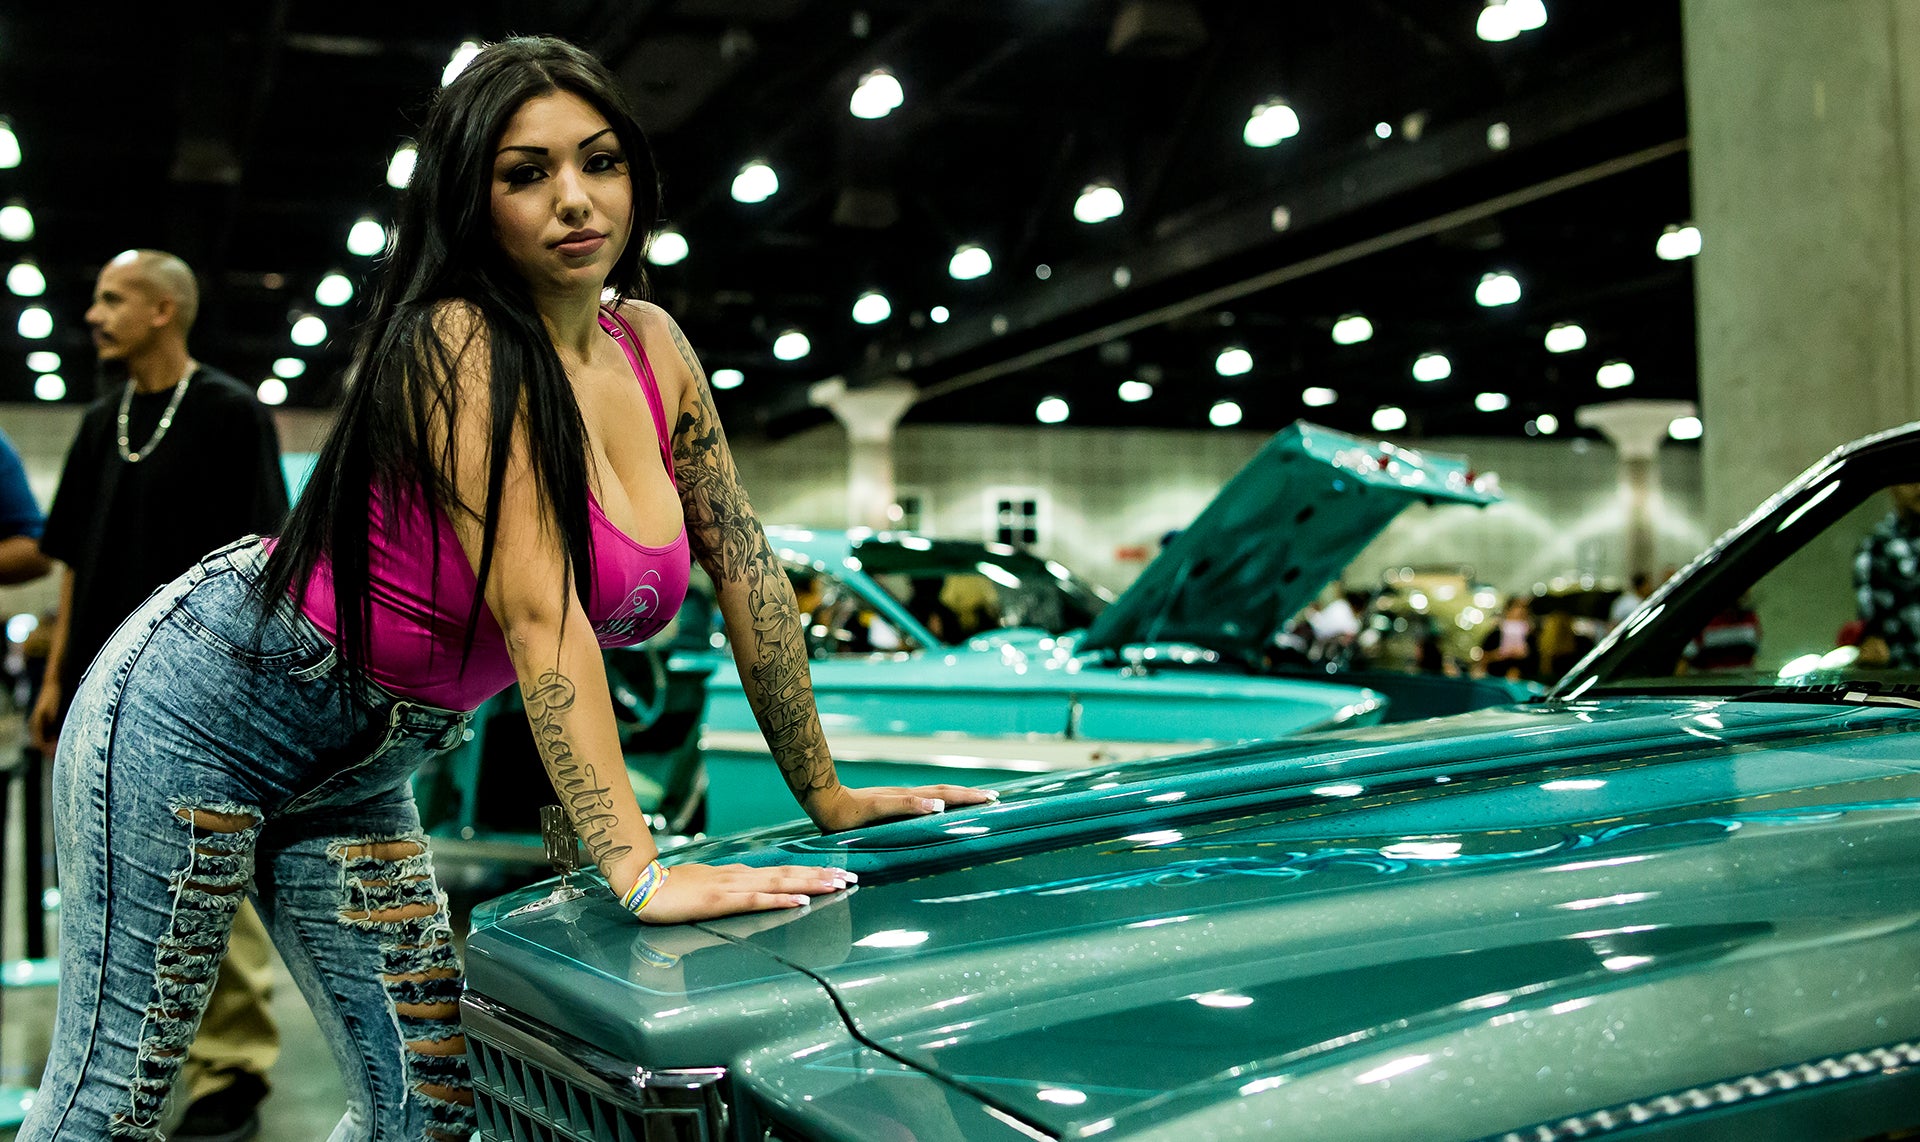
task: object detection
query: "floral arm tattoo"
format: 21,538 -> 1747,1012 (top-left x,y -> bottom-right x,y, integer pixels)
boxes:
666,317 -> 837,802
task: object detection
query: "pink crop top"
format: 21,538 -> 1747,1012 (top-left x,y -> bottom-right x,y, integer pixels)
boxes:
297,308 -> 692,711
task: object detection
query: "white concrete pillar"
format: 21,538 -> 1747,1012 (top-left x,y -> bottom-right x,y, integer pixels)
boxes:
811,378 -> 918,530
1685,0 -> 1920,535
1576,399 -> 1697,580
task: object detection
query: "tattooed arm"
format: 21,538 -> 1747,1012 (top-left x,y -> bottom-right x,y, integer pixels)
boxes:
629,301 -> 996,830
429,302 -> 847,921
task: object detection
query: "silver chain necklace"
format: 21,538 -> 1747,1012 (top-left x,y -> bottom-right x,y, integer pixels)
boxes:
117,360 -> 195,464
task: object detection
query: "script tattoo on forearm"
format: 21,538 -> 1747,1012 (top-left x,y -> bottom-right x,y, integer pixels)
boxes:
667,317 -> 835,800
523,671 -> 634,865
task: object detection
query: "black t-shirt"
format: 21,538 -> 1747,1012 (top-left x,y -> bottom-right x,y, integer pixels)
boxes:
40,365 -> 289,698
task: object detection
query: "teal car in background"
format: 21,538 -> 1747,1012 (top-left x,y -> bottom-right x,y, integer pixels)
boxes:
699,422 -> 1523,831
461,423 -> 1920,1140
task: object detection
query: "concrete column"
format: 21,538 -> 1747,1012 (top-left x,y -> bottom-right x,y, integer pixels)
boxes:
1686,1 -> 1920,666
1684,0 -> 1920,535
810,378 -> 918,530
1576,400 -> 1697,580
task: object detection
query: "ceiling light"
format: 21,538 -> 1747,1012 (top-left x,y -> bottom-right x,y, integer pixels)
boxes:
272,357 -> 307,379
949,244 -> 992,280
772,329 -> 811,360
6,261 -> 44,297
1073,182 -> 1125,224
1209,400 -> 1243,427
852,290 -> 892,324
1035,264 -> 1052,280
1243,99 -> 1301,148
1477,1 -> 1520,41
711,368 -> 744,390
929,306 -> 950,323
291,314 -> 328,346
17,306 -> 51,339
26,351 -> 59,373
33,373 -> 64,401
1656,223 -> 1702,261
1331,314 -> 1373,345
1544,322 -> 1587,353
257,378 -> 289,406
1412,352 -> 1452,382
442,41 -> 481,86
1373,405 -> 1408,432
0,120 -> 18,169
849,70 -> 904,120
1118,380 -> 1153,402
1475,270 -> 1521,307
1214,347 -> 1252,376
1596,360 -> 1635,389
347,217 -> 387,257
731,161 -> 779,204
1669,415 -> 1703,441
314,273 -> 353,307
0,203 -> 34,242
1508,0 -> 1548,31
387,143 -> 417,189
1301,386 -> 1337,407
1036,396 -> 1070,424
646,227 -> 689,267
1475,391 -> 1510,412
1532,413 -> 1559,434
1486,122 -> 1512,151
1374,121 -> 1392,140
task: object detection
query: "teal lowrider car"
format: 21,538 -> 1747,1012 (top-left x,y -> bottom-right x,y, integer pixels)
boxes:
461,422 -> 1920,1140
701,422 -> 1523,831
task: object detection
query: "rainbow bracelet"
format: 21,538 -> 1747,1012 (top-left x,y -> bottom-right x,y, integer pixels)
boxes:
620,860 -> 669,916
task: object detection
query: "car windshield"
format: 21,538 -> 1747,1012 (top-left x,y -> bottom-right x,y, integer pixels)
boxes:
1554,434 -> 1920,699
851,537 -> 1111,644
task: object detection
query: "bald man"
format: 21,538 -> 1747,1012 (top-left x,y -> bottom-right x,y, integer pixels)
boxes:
34,249 -> 289,1141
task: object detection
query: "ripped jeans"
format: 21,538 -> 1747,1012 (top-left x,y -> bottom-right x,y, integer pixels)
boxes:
22,537 -> 477,1142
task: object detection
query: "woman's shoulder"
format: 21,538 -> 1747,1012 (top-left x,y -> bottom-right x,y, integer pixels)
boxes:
610,298 -> 677,344
611,299 -> 694,391
428,297 -> 491,347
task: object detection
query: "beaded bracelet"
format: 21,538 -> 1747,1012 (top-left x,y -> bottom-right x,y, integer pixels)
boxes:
620,859 -> 669,916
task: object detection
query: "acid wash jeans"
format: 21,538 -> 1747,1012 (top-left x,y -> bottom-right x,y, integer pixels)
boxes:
21,537 -> 478,1141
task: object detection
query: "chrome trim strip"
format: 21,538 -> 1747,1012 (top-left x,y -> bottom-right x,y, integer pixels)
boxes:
1492,1038 -> 1920,1141
461,993 -> 727,1127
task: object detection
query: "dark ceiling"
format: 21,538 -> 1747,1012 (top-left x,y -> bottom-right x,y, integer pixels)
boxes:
0,0 -> 1691,442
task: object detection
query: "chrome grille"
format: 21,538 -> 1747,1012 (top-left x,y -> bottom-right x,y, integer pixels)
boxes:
463,994 -> 728,1142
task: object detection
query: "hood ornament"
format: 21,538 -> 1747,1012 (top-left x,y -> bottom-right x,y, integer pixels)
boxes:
507,805 -> 591,917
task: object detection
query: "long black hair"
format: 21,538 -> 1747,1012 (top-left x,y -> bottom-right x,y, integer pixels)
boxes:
260,36 -> 661,693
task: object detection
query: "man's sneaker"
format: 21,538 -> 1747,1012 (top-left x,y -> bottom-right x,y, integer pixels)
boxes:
172,1072 -> 268,1142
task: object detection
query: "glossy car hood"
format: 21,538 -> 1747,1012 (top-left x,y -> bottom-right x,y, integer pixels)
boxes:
466,699 -> 1920,1139
1080,421 -> 1499,660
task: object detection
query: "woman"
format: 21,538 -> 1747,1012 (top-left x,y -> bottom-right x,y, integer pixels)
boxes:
24,36 -> 991,1141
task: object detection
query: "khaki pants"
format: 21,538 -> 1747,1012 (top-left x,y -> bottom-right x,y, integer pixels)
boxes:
181,900 -> 281,1102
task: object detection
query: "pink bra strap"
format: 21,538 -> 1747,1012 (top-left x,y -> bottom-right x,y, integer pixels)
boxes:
600,307 -> 675,479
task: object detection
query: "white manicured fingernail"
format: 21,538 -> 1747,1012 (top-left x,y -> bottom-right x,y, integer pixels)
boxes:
923,798 -> 945,813
790,895 -> 810,907
985,790 -> 1001,801
842,870 -> 860,883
